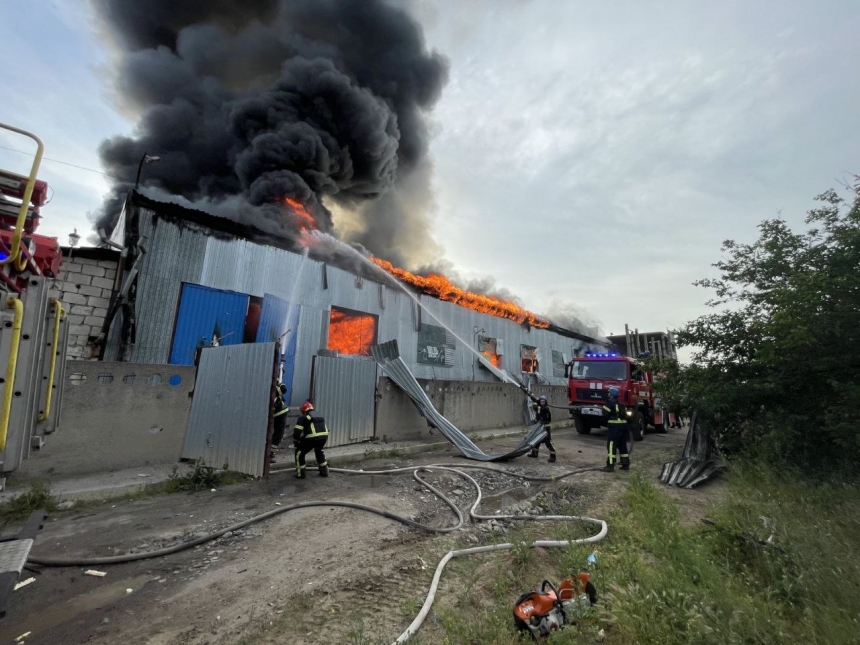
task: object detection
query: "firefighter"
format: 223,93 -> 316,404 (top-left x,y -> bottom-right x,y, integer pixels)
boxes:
293,401 -> 329,479
602,386 -> 630,471
270,382 -> 289,461
528,395 -> 557,462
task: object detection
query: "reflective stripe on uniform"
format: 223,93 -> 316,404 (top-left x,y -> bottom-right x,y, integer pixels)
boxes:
306,417 -> 329,438
608,441 -> 615,464
274,407 -> 289,417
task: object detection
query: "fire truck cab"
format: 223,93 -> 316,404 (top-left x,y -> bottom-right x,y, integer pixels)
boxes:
565,351 -> 666,441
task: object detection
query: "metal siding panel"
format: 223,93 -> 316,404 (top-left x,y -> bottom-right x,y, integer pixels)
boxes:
312,356 -> 376,447
182,342 -> 276,477
201,237 -> 306,299
133,211 -> 206,363
121,204 -> 591,395
289,306 -> 324,407
169,284 -> 250,365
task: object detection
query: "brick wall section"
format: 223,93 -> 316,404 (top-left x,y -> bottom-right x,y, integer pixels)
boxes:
48,255 -> 119,360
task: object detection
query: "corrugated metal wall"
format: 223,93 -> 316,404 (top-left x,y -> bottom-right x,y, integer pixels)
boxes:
108,205 -> 605,407
133,210 -> 209,363
182,342 -> 276,477
312,355 -> 377,446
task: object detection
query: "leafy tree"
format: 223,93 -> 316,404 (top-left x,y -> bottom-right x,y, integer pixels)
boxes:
658,180 -> 860,469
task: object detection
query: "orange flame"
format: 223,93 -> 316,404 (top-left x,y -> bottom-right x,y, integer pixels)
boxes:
482,349 -> 502,368
328,307 -> 377,356
371,258 -> 550,328
280,197 -> 318,233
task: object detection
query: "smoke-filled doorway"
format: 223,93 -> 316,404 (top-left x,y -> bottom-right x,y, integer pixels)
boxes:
327,307 -> 378,356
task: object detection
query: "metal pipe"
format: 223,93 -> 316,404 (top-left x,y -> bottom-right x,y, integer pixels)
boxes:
38,299 -> 65,422
0,296 -> 24,451
0,123 -> 44,270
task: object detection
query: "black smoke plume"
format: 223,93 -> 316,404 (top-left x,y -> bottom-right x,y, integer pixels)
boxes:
92,0 -> 448,266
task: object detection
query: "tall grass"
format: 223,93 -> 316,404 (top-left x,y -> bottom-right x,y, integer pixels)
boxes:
600,468 -> 860,645
423,467 -> 860,645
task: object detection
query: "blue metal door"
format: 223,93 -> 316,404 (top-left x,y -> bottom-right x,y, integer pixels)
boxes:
256,293 -> 300,405
169,284 -> 249,365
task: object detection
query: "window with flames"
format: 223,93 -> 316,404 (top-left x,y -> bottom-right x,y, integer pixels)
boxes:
521,345 -> 539,374
327,306 -> 378,356
478,335 -> 502,369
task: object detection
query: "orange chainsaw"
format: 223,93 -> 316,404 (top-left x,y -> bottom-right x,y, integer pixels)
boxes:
512,571 -> 598,640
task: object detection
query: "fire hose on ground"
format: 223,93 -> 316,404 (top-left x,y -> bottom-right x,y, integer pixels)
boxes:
26,463 -> 608,644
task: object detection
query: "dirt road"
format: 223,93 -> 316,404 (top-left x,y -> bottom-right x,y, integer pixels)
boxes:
1,425 -> 705,645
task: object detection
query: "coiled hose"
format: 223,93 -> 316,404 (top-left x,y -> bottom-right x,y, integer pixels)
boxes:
28,463 -> 608,644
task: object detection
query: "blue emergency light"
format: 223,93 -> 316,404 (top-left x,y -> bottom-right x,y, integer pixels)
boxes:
584,351 -> 619,358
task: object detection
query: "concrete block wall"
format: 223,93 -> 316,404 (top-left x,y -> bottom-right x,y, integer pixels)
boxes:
374,378 -> 569,442
48,252 -> 119,360
18,361 -> 196,479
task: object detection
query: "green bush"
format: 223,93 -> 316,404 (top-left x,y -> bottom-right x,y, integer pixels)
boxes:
652,180 -> 860,471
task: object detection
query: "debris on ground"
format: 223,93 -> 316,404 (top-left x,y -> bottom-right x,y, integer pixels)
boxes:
660,413 -> 725,488
13,578 -> 35,590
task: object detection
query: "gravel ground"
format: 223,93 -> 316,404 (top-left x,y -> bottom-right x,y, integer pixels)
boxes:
0,425 -> 695,645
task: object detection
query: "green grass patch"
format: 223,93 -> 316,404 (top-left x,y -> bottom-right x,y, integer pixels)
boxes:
424,467 -> 860,645
0,481 -> 59,523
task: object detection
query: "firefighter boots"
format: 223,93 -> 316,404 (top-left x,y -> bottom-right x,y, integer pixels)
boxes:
548,454 -> 557,463
601,465 -> 615,473
528,450 -> 539,458
319,463 -> 329,477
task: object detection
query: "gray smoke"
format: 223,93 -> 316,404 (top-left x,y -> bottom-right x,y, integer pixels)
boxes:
545,302 -> 605,338
91,0 -> 448,265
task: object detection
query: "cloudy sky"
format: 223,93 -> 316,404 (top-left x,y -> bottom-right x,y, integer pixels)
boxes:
1,0 -> 857,344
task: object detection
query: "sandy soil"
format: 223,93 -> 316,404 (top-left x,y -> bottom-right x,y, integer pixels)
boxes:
0,424 -> 723,645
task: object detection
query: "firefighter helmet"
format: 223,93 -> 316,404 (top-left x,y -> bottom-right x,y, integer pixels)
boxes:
300,401 -> 314,413
538,395 -> 548,404
608,386 -> 620,398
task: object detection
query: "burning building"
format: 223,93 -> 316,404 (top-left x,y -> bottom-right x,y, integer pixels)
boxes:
99,192 -> 608,448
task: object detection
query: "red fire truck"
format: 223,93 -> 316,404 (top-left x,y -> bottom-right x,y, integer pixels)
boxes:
565,351 -> 668,441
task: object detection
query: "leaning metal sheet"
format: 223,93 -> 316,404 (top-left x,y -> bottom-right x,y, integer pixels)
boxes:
182,342 -> 276,477
371,340 -> 546,462
660,413 -> 725,488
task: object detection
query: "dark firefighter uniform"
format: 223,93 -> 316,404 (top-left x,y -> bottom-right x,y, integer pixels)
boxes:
272,384 -> 289,447
528,397 -> 557,462
602,401 -> 630,471
293,406 -> 329,479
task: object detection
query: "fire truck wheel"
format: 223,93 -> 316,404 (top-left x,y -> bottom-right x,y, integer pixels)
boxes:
574,415 -> 592,435
632,412 -> 646,441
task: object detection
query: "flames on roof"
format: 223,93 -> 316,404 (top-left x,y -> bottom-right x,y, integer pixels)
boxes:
370,257 -> 550,329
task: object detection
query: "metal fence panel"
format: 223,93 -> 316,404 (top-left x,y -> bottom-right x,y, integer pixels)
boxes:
312,356 -> 376,447
182,342 -> 276,477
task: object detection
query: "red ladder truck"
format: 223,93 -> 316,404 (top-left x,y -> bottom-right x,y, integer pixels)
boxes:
0,122 -> 68,488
